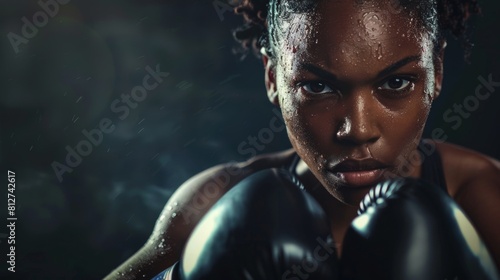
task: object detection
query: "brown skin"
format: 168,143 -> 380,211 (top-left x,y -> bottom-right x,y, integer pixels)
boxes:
104,152 -> 298,279
105,1 -> 500,279
265,0 -> 441,252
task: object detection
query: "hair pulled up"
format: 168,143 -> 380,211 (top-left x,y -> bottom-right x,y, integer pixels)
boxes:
233,0 -> 480,60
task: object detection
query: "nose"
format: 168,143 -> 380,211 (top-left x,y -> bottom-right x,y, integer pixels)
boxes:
336,91 -> 381,146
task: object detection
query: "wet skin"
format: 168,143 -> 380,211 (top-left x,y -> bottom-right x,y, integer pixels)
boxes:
105,1 -> 500,279
264,0 -> 441,206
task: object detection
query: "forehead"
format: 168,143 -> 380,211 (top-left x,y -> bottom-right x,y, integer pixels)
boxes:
276,0 -> 433,76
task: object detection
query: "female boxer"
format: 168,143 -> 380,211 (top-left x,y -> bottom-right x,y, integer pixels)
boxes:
104,0 -> 500,279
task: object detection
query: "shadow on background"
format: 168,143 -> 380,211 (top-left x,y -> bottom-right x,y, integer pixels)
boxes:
0,0 -> 498,279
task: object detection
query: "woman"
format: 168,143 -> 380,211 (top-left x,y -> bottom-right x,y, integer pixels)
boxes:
105,0 -> 500,279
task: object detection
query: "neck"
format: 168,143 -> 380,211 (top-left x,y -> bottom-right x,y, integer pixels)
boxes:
295,158 -> 358,217
294,158 -> 359,255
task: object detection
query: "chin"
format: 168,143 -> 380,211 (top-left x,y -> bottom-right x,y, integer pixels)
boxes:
321,176 -> 374,207
338,186 -> 374,206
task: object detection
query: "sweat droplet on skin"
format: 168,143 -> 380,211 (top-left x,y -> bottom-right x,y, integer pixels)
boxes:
376,43 -> 384,60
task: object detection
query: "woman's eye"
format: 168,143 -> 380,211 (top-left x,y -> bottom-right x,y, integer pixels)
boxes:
379,77 -> 413,91
301,81 -> 334,94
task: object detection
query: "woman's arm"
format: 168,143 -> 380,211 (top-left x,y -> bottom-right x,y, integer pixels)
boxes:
454,159 -> 500,269
103,162 -> 255,280
102,149 -> 296,280
438,142 -> 500,269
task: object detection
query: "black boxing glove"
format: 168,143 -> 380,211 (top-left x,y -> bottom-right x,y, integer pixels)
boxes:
341,178 -> 499,280
168,168 -> 339,280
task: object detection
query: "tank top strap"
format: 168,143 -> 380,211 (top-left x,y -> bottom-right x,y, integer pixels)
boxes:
419,139 -> 448,194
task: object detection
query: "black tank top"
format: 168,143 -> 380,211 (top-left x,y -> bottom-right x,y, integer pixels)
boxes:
419,141 -> 448,193
286,143 -> 448,193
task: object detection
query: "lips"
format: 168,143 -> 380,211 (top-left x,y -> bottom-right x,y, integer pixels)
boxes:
327,158 -> 390,187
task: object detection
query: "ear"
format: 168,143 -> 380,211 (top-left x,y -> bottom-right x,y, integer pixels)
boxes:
262,51 -> 280,106
433,39 -> 447,100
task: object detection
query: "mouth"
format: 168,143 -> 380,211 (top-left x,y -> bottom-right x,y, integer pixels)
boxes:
326,158 -> 390,188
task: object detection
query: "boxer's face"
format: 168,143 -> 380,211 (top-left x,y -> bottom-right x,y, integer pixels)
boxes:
265,0 -> 443,205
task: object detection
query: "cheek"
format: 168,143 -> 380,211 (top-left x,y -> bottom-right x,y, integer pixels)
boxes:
385,91 -> 433,173
280,97 -> 341,167
277,81 -> 326,154
279,89 -> 310,147
394,91 -> 432,128
391,100 -> 429,144
385,67 -> 434,147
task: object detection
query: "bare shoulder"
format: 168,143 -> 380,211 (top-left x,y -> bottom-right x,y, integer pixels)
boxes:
105,149 -> 296,279
433,141 -> 500,268
148,148 -> 296,261
434,140 -> 500,199
150,149 -> 294,239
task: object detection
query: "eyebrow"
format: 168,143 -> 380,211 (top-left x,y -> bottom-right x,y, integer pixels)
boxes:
377,55 -> 422,78
297,55 -> 422,81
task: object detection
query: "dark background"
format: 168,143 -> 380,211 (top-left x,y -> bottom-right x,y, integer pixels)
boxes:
0,0 -> 498,279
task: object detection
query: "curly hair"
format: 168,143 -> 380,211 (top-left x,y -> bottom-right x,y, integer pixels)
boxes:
233,0 -> 480,60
